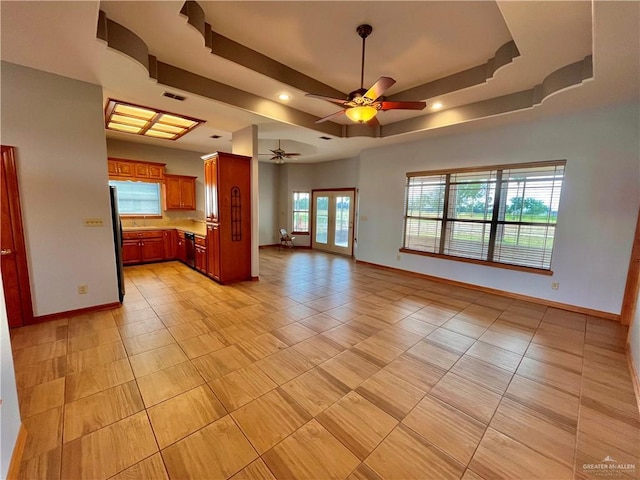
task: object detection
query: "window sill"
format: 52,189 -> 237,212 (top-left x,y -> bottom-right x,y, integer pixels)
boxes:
291,232 -> 310,236
398,248 -> 553,276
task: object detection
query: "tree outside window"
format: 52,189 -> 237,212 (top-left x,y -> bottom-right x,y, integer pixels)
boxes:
293,191 -> 310,233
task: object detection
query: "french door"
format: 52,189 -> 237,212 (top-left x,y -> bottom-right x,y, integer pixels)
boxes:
312,189 -> 355,256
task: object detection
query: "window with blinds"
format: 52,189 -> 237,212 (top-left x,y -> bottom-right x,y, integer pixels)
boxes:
402,161 -> 565,271
109,180 -> 162,216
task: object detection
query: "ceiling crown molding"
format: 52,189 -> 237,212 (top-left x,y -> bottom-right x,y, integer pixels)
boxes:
96,5 -> 594,140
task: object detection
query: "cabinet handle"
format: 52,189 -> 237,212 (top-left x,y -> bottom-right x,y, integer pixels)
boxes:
1,248 -> 13,256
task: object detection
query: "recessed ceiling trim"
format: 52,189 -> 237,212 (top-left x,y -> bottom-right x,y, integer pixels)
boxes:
96,8 -> 593,140
383,55 -> 593,137
180,0 -> 519,106
98,10 -> 342,137
387,40 -> 520,102
179,0 -> 346,100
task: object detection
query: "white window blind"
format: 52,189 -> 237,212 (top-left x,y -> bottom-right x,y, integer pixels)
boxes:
109,180 -> 162,216
402,161 -> 565,271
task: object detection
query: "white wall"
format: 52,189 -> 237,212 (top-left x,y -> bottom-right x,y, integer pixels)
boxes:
357,103 -> 640,315
0,280 -> 21,479
1,62 -> 118,316
106,139 -> 207,221
258,162 -> 279,245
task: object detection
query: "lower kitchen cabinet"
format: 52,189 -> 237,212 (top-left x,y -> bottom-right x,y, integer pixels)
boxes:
122,231 -> 165,265
206,223 -> 220,281
176,231 -> 187,263
195,235 -> 207,273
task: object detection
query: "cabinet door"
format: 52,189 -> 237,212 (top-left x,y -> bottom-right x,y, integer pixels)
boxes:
204,159 -> 218,222
165,176 -> 183,210
195,245 -> 207,273
122,240 -> 141,265
206,224 -> 220,280
176,233 -> 187,263
148,164 -> 164,180
180,178 -> 196,210
135,163 -> 149,178
163,230 -> 175,259
108,160 -> 119,176
116,161 -> 135,178
140,238 -> 165,262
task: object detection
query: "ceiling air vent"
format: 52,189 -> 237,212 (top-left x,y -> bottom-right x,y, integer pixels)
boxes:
319,136 -> 332,140
162,92 -> 186,101
210,135 -> 222,139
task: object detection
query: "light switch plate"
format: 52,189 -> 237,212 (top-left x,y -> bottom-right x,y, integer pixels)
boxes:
83,218 -> 104,227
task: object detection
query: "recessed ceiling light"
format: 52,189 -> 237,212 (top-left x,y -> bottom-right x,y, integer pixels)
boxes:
278,93 -> 291,101
104,99 -> 205,141
432,102 -> 443,110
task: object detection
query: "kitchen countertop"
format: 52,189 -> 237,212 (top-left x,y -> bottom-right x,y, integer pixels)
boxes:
122,224 -> 207,236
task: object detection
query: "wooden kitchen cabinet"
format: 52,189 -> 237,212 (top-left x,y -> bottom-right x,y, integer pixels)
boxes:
206,223 -> 220,281
163,230 -> 176,259
140,237 -> 164,262
122,239 -> 142,265
203,152 -> 251,283
164,174 -> 196,210
176,231 -> 187,263
108,158 -> 165,181
108,159 -> 135,179
135,162 -> 165,180
194,235 -> 207,274
121,230 -> 165,264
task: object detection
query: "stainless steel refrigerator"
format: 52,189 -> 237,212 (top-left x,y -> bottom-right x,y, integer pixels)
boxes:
109,186 -> 125,303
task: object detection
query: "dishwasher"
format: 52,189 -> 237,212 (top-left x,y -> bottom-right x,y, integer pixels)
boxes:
184,232 -> 196,268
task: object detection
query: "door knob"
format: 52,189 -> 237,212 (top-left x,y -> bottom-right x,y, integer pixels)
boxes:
1,248 -> 13,256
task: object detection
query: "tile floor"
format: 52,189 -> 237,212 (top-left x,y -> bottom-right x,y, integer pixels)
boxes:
10,248 -> 640,479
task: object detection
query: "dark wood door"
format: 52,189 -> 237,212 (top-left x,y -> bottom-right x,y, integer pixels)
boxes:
1,146 -> 33,327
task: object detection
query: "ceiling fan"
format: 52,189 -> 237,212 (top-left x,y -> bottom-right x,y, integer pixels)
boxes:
306,24 -> 427,126
259,139 -> 301,163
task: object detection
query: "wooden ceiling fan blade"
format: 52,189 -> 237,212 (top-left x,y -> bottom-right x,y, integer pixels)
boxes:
306,93 -> 348,106
315,110 -> 346,124
364,77 -> 396,100
284,153 -> 301,157
379,101 -> 427,111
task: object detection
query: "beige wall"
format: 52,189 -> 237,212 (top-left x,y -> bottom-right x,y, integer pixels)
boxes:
1,61 -> 119,316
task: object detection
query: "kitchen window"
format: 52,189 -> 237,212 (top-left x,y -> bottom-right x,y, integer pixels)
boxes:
109,180 -> 162,216
292,191 -> 310,233
401,160 -> 565,272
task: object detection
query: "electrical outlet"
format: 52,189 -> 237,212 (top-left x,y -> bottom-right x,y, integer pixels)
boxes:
551,282 -> 559,290
78,285 -> 88,294
83,218 -> 104,227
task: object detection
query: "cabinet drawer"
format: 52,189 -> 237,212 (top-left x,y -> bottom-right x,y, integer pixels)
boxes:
123,230 -> 164,239
195,235 -> 206,247
139,231 -> 163,239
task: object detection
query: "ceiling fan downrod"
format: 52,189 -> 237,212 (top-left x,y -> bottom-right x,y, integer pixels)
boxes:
357,24 -> 373,90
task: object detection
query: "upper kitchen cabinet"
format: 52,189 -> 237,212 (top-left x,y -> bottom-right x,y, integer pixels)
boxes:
203,152 -> 251,284
164,174 -> 196,210
108,158 -> 165,181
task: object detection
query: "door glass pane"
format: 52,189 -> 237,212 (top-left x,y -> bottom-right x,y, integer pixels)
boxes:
315,196 -> 329,244
334,196 -> 350,247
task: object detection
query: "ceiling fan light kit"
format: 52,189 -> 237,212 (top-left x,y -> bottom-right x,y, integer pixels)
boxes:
345,105 -> 378,123
306,24 -> 426,126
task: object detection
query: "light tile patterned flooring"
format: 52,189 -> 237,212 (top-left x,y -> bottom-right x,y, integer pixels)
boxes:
10,249 -> 640,479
